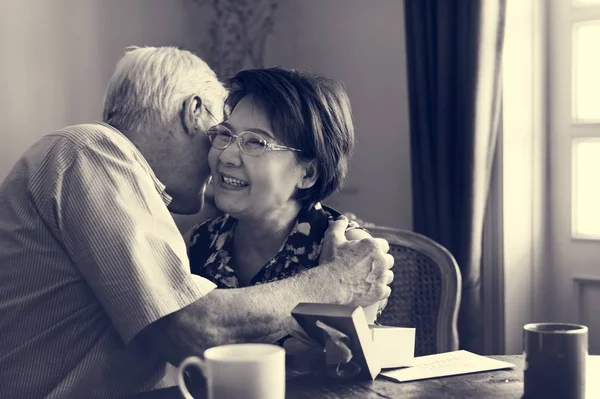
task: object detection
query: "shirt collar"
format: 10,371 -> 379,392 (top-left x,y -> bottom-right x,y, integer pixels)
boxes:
94,122 -> 173,207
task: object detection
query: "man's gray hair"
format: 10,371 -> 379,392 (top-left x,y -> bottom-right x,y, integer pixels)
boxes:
102,46 -> 227,132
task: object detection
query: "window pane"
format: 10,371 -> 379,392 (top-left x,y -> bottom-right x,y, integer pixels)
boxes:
573,22 -> 600,122
573,139 -> 600,238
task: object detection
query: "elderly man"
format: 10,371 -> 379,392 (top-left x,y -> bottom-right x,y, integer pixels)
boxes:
0,46 -> 393,398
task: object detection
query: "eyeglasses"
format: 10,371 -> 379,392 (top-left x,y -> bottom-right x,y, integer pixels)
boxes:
206,125 -> 303,157
204,106 -> 220,125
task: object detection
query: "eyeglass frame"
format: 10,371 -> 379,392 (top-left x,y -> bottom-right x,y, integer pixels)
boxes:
205,124 -> 303,157
203,106 -> 220,125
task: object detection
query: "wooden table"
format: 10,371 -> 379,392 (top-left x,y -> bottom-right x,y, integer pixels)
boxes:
126,355 -> 600,398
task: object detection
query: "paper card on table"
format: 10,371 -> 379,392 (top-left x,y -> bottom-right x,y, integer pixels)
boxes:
380,350 -> 516,383
369,325 -> 415,369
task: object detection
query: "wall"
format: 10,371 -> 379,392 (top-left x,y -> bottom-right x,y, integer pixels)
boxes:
1,0 -> 412,231
183,0 -> 412,229
0,0 -> 191,182
264,0 -> 412,229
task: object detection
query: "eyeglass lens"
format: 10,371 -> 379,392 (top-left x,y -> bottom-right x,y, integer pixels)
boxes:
208,126 -> 267,156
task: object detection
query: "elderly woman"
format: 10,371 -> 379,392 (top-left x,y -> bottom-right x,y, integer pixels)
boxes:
188,67 -> 378,316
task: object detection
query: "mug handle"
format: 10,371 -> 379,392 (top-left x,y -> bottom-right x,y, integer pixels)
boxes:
177,356 -> 206,399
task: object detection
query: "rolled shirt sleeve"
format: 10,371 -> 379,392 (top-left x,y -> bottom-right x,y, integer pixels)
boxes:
48,136 -> 215,345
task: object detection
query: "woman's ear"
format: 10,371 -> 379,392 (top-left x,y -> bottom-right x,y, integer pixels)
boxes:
297,160 -> 319,189
181,94 -> 203,136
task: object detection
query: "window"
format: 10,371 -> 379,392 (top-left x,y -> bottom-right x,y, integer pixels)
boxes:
570,1 -> 600,238
572,139 -> 600,237
574,0 -> 600,6
573,22 -> 600,123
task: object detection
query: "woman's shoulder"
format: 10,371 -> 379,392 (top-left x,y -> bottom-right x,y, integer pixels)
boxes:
318,204 -> 366,233
291,203 -> 366,244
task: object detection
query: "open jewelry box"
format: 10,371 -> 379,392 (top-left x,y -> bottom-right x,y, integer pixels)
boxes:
291,303 -> 416,380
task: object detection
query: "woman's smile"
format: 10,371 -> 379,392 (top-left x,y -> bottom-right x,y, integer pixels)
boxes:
218,173 -> 249,191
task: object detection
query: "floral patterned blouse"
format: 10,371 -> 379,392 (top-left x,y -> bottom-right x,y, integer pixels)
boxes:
188,202 -> 363,288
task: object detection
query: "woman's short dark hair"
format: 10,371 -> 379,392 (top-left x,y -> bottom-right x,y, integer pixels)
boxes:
224,67 -> 355,206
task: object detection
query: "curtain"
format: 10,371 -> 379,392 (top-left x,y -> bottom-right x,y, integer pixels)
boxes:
404,0 -> 506,352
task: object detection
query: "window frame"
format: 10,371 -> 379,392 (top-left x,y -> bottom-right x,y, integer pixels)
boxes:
569,1 -> 600,239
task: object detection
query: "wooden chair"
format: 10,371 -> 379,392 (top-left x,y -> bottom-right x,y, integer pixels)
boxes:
367,224 -> 462,356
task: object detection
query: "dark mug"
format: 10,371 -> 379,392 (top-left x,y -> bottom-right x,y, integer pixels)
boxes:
523,323 -> 588,399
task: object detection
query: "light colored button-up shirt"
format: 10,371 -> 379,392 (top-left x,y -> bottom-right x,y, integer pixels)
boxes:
0,122 -> 216,398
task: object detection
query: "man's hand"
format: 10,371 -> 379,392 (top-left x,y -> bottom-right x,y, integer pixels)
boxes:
319,216 -> 394,308
143,218 -> 394,366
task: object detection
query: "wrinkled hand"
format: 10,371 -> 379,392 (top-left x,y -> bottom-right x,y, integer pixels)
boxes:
283,318 -> 360,379
319,216 -> 394,308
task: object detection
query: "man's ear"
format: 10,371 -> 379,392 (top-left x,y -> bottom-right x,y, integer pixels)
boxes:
181,94 -> 203,136
297,160 -> 319,189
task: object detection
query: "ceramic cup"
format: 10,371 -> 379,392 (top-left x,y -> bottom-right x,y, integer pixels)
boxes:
177,343 -> 285,399
523,323 -> 588,399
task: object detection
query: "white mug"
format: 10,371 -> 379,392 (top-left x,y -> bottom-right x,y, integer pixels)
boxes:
177,343 -> 286,399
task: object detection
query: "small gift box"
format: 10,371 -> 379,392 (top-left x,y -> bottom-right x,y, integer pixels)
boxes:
370,324 -> 416,369
288,303 -> 416,380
